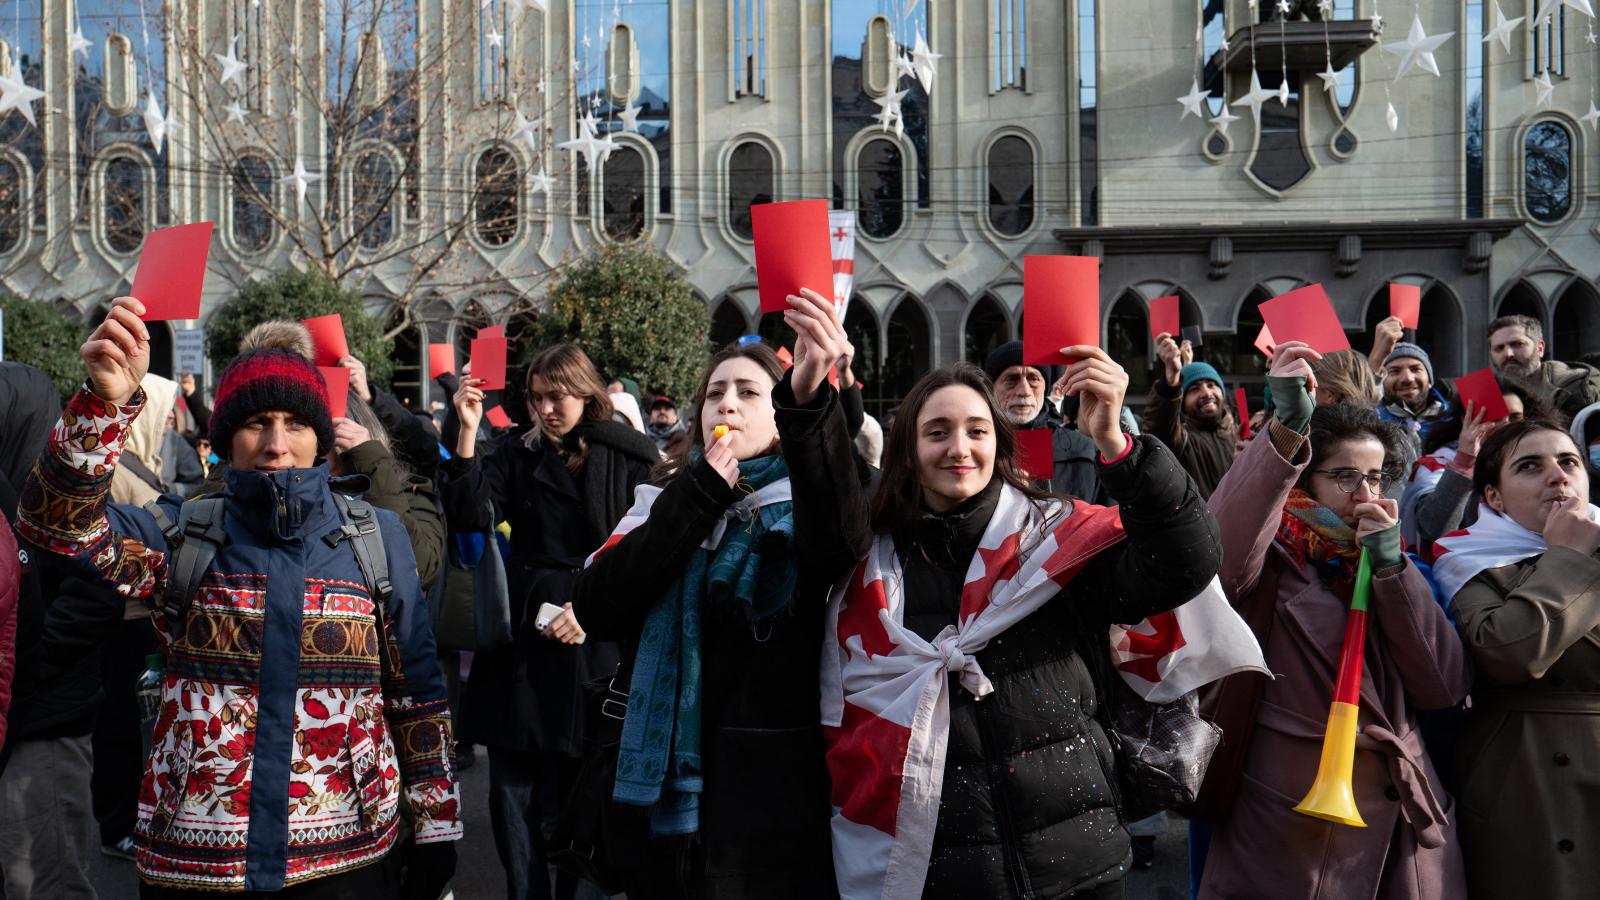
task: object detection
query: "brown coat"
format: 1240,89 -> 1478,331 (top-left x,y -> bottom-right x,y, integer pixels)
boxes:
1450,548 -> 1600,900
1199,429 -> 1471,900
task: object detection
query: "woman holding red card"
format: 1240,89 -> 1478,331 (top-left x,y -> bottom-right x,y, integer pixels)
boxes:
1197,341 -> 1470,900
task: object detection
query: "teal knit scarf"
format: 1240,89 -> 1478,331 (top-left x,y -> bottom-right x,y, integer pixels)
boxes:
612,454 -> 797,836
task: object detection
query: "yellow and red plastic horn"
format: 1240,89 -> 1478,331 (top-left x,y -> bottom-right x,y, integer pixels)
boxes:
1292,547 -> 1371,828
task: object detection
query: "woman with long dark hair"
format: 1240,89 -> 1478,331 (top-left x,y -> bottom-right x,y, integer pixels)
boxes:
570,289 -> 870,898
823,345 -> 1222,899
444,342 -> 660,900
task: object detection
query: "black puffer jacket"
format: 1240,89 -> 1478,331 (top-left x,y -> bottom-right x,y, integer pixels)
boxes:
897,434 -> 1221,899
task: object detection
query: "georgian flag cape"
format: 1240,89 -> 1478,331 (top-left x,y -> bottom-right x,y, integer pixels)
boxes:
820,485 -> 1268,900
586,478 -> 794,566
1399,446 -> 1457,548
1430,500 -> 1600,602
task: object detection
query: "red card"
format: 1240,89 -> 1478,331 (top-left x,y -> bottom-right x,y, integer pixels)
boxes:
485,405 -> 513,429
318,366 -> 350,419
1389,283 -> 1421,330
428,343 -> 456,379
1453,368 -> 1511,423
131,222 -> 214,321
1023,256 -> 1100,366
1016,429 -> 1054,482
1257,284 -> 1350,353
776,346 -> 794,370
470,337 -> 508,391
1148,295 -> 1180,341
302,314 -> 349,367
1254,324 -> 1276,358
1235,387 -> 1252,440
479,324 -> 504,340
752,200 -> 835,314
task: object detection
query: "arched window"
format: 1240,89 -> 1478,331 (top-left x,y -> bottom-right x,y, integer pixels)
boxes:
1364,280 -> 1464,378
964,294 -> 1010,363
1552,280 -> 1600,360
843,300 -> 884,417
475,147 -> 519,246
1106,292 -> 1153,401
1497,280 -> 1544,321
1525,121 -> 1574,224
882,300 -> 930,409
727,142 -> 774,240
0,158 -> 23,254
102,156 -> 146,254
602,145 -> 646,240
710,300 -> 750,347
231,155 -> 275,253
857,139 -> 904,238
987,136 -> 1034,236
352,150 -> 398,250
385,305 -> 424,407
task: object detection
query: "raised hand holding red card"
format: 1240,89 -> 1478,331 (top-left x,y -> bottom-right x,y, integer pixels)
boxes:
752,200 -> 835,314
303,314 -> 349,367
470,337 -> 508,391
318,366 -> 351,419
1389,284 -> 1421,330
1149,295 -> 1180,341
1257,284 -> 1350,353
1453,368 -> 1511,423
1023,256 -> 1099,366
131,222 -> 214,322
428,344 -> 456,379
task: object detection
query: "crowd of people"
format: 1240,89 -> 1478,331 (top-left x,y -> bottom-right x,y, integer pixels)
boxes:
0,295 -> 1598,900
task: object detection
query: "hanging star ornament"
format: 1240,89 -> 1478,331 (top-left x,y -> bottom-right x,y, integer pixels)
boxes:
1535,0 -> 1595,27
279,157 -> 323,207
910,32 -> 940,94
0,59 -> 45,127
1589,28 -> 1598,44
1383,15 -> 1454,79
1177,79 -> 1210,120
487,27 -> 504,50
1482,3 -> 1526,53
1582,101 -> 1600,130
510,109 -> 542,149
1317,62 -> 1343,93
70,27 -> 93,59
578,110 -> 599,140
529,166 -> 555,195
872,88 -> 908,133
1318,0 -> 1333,14
1535,69 -> 1555,107
1277,79 -> 1290,106
215,35 -> 247,89
892,51 -> 916,84
224,100 -> 247,124
143,93 -> 173,152
1210,106 -> 1240,135
617,100 -> 642,132
1231,69 -> 1277,123
1386,101 -> 1399,132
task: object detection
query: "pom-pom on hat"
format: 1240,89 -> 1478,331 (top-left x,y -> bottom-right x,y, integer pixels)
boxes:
209,348 -> 335,460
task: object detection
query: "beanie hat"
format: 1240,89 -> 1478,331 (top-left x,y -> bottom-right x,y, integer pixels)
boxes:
209,348 -> 336,460
983,340 -> 1062,387
1179,362 -> 1223,397
1383,341 -> 1435,385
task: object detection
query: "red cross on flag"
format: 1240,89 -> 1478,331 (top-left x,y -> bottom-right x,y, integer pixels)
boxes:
829,210 -> 857,322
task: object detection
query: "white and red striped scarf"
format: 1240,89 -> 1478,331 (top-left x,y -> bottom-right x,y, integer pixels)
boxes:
1430,501 -> 1600,601
820,485 -> 1266,900
1399,446 -> 1457,548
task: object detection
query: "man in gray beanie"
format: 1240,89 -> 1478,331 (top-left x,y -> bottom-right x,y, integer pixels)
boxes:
1379,341 -> 1450,450
982,341 -> 1109,503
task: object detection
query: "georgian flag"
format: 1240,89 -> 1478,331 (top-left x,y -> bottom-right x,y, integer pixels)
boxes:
1430,501 -> 1600,601
829,211 -> 856,322
1398,446 -> 1457,549
820,485 -> 1267,900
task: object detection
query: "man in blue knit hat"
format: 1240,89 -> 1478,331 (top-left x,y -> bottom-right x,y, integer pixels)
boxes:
1142,333 -> 1235,498
1379,341 -> 1450,451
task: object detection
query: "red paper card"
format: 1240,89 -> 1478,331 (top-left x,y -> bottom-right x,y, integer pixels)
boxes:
485,405 -> 513,429
1257,284 -> 1350,353
470,337 -> 508,391
776,346 -> 794,370
752,200 -> 835,314
479,325 -> 504,340
318,366 -> 350,419
1254,324 -> 1276,358
1389,283 -> 1421,330
1149,295 -> 1180,341
131,222 -> 214,321
428,343 -> 456,379
1023,256 -> 1100,366
302,314 -> 349,367
1016,429 -> 1054,482
1235,387 -> 1252,440
1453,368 -> 1511,423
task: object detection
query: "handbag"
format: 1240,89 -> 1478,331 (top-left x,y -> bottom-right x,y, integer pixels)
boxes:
548,663 -> 642,894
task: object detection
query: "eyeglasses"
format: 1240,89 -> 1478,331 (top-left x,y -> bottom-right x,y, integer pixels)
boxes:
1312,468 -> 1397,495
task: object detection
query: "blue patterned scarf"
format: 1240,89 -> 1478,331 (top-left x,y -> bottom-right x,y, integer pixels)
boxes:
612,454 -> 796,835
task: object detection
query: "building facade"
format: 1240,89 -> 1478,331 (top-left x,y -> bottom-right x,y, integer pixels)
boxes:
2,1 -> 1596,412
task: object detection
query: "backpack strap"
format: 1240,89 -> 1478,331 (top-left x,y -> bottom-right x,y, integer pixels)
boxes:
328,493 -> 394,606
145,497 -> 227,640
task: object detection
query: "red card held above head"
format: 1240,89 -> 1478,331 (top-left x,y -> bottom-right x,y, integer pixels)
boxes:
131,222 -> 214,322
1023,256 -> 1100,366
752,200 -> 836,314
1257,284 -> 1351,354
1453,368 -> 1511,423
1148,295 -> 1180,341
485,405 -> 513,429
470,337 -> 508,391
1016,429 -> 1054,482
428,343 -> 456,379
318,366 -> 351,420
1254,323 -> 1276,358
302,314 -> 349,367
1235,387 -> 1253,440
479,324 -> 504,340
1389,283 -> 1422,330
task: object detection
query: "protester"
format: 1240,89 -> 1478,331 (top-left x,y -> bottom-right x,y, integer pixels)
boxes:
16,298 -> 461,896
444,343 -> 658,900
1380,342 -> 1451,449
1197,341 -> 1470,898
178,372 -> 211,439
571,289 -> 870,898
1367,314 -> 1406,376
1570,400 -> 1600,506
1431,418 -> 1600,900
646,395 -> 687,451
984,339 -> 1111,503
854,412 -> 883,469
0,507 -> 15,751
823,342 -> 1222,899
1144,333 -> 1236,498
610,389 -> 647,433
1309,349 -> 1381,407
1487,315 -> 1600,418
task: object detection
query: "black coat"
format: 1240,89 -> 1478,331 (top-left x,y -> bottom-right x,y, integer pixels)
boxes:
900,435 -> 1221,900
572,376 -> 871,899
439,419 -> 658,755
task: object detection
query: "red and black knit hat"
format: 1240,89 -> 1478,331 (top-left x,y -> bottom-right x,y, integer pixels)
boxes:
209,348 -> 335,460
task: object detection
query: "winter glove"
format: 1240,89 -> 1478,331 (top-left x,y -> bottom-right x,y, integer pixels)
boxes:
1265,374 -> 1313,434
1359,523 -> 1405,573
401,841 -> 457,900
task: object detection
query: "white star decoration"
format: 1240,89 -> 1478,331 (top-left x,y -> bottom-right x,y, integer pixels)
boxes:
1535,69 -> 1556,107
910,33 -> 940,94
1482,3 -> 1526,53
579,111 -> 599,140
1210,106 -> 1240,135
872,89 -> 907,134
1318,0 -> 1333,14
1231,69 -> 1277,123
215,36 -> 247,90
0,57 -> 45,126
1276,0 -> 1291,13
510,109 -> 542,149
1535,0 -> 1595,27
224,100 -> 247,124
487,27 -> 503,50
278,156 -> 323,207
1582,101 -> 1600,130
1382,14 -> 1454,79
142,92 -> 179,153
70,27 -> 93,60
1317,63 -> 1342,93
1177,79 -> 1210,121
617,100 -> 642,132
1386,101 -> 1399,132
892,51 -> 916,84
1277,79 -> 1290,106
529,166 -> 555,195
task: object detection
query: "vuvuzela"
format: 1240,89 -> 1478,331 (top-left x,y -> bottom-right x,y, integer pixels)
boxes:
1292,547 -> 1371,828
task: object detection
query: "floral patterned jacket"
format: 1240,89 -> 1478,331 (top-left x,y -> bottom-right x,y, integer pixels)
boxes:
17,387 -> 461,892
